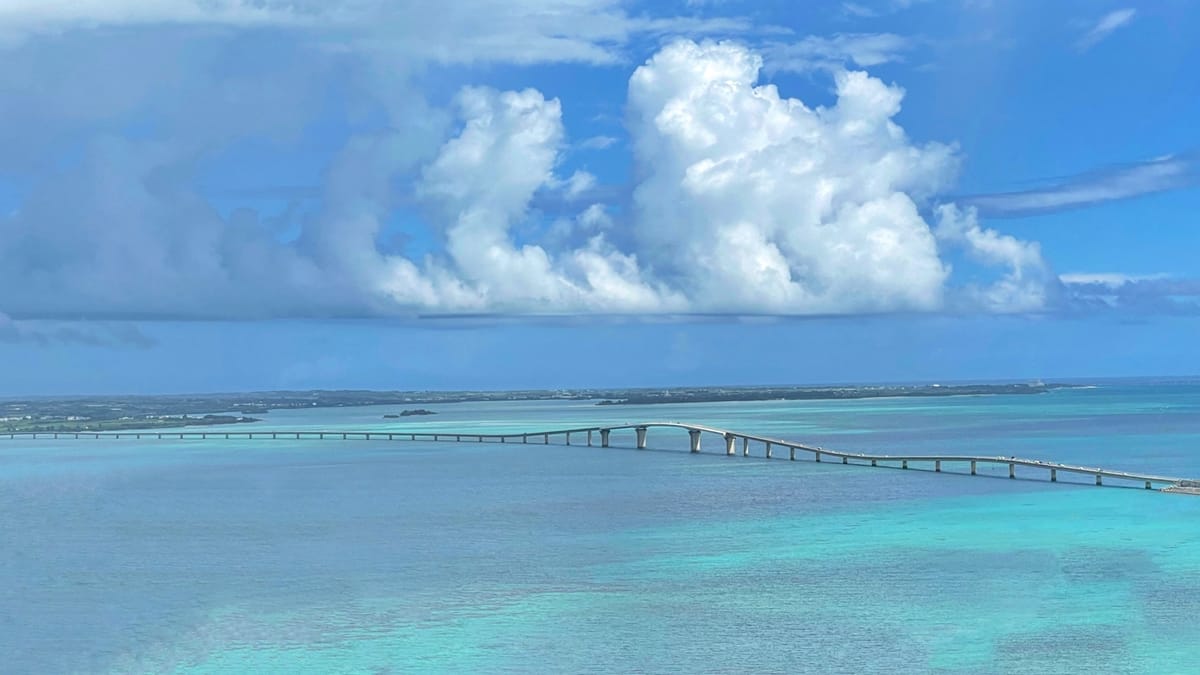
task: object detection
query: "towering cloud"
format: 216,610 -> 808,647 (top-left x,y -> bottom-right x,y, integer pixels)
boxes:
409,87 -> 679,312
626,40 -> 957,313
0,34 -> 1054,319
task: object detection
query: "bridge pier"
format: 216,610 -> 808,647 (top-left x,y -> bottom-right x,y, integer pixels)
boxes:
902,460 -> 908,469
815,451 -> 821,463
842,456 -> 848,464
742,437 -> 749,457
724,433 -> 736,456
789,446 -> 795,461
765,442 -> 772,459
971,460 -> 976,475
1096,474 -> 1102,486
601,429 -> 610,447
636,427 -> 648,450
1146,481 -> 1152,490
522,435 -> 528,444
935,460 -> 941,472
544,434 -> 549,445
566,432 -> 571,446
688,429 -> 701,453
1009,463 -> 1015,479
587,430 -> 593,447
871,459 -> 876,467
1051,468 -> 1057,482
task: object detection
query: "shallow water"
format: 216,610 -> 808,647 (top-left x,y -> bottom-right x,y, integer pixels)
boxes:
3,383 -> 1200,673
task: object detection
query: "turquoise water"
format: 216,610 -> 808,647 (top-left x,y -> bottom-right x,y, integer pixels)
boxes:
3,383 -> 1200,673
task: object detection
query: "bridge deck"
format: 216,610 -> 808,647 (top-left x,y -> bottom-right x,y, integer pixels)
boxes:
3,421 -> 1191,489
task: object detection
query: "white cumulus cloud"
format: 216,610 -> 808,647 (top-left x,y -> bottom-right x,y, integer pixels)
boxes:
402,87 -> 683,313
0,37 -> 1059,319
935,204 -> 1051,313
626,40 -> 958,314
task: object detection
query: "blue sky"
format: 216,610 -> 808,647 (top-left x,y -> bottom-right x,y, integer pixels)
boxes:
0,0 -> 1197,395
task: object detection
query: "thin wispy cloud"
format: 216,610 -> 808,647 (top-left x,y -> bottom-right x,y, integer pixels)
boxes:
963,154 -> 1199,217
842,3 -> 880,18
1076,8 -> 1137,52
578,135 -> 618,150
0,312 -> 156,347
763,32 -> 911,71
1060,274 -> 1200,315
840,0 -> 930,18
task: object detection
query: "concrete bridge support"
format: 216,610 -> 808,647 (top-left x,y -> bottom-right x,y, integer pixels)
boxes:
742,437 -> 749,457
566,432 -> 571,445
815,451 -> 821,463
1009,463 -> 1015,479
544,434 -> 549,445
765,442 -> 772,459
1051,469 -> 1057,482
636,427 -> 648,450
871,459 -> 877,467
935,460 -> 941,472
724,434 -> 736,456
842,456 -> 848,464
971,460 -> 976,475
587,430 -> 593,447
1146,481 -> 1152,490
789,447 -> 795,461
1096,474 -> 1102,486
688,429 -> 701,453
601,429 -> 611,447
902,460 -> 908,470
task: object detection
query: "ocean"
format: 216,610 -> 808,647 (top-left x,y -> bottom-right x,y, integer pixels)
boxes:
3,381 -> 1200,673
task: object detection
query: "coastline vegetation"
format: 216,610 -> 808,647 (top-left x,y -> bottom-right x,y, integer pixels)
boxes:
2,383 -> 1068,433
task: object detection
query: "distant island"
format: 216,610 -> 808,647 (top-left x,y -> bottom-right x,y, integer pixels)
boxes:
2,382 -> 1073,433
2,413 -> 259,434
595,382 -> 1069,406
384,409 -> 437,418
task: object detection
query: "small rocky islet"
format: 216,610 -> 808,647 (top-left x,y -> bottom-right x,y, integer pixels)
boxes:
383,409 -> 438,419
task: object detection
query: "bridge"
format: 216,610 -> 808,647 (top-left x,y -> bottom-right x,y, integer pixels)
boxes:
4,421 -> 1196,492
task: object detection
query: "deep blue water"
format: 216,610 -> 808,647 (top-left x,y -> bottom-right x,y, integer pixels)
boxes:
3,383 -> 1200,673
